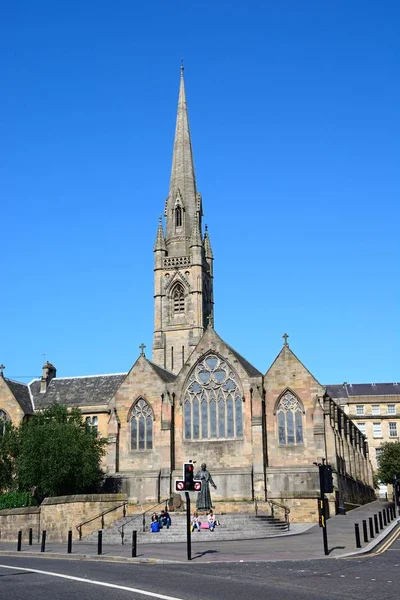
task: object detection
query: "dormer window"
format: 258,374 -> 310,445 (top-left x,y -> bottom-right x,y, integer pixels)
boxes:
172,284 -> 185,312
175,205 -> 182,227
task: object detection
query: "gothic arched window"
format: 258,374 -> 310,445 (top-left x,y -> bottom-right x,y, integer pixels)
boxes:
175,206 -> 182,227
277,391 -> 304,445
183,354 -> 243,440
0,409 -> 10,438
172,284 -> 185,313
130,398 -> 153,450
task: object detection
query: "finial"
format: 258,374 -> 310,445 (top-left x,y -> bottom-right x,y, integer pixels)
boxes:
0,364 -> 5,377
180,58 -> 184,76
158,215 -> 162,224
282,333 -> 289,347
205,224 -> 208,233
139,343 -> 146,357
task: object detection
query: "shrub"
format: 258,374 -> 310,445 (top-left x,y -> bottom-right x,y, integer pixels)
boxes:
0,491 -> 37,510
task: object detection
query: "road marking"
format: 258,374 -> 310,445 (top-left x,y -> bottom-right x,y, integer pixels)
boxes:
0,565 -> 186,600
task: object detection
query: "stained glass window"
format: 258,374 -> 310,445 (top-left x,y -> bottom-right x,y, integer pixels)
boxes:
276,391 -> 304,445
131,398 -> 153,450
183,354 -> 243,440
0,410 -> 9,438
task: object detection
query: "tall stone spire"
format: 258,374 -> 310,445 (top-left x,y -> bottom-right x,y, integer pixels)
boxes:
153,67 -> 213,373
164,66 -> 198,254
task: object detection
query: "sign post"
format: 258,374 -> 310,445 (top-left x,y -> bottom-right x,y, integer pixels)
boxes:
176,461 -> 202,561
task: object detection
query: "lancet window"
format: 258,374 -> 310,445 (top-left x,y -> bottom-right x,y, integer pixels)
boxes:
175,205 -> 182,227
85,415 -> 98,435
277,391 -> 304,445
172,284 -> 185,313
130,398 -> 153,450
183,354 -> 243,441
0,409 -> 10,438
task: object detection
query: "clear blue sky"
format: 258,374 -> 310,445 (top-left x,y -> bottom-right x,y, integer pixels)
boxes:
1,1 -> 399,384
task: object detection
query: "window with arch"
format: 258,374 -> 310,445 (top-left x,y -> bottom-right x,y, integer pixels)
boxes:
172,284 -> 185,313
130,398 -> 153,450
183,354 -> 243,441
175,205 -> 182,227
277,391 -> 304,445
0,409 -> 10,438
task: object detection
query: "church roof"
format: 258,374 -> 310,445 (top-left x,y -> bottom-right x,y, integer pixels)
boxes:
29,373 -> 126,408
327,383 -> 400,399
146,360 -> 177,383
4,378 -> 34,414
225,344 -> 263,378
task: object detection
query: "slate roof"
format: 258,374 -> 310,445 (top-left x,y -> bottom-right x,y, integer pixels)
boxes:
327,383 -> 400,399
29,374 -> 126,409
225,344 -> 263,378
4,378 -> 34,414
147,360 -> 177,383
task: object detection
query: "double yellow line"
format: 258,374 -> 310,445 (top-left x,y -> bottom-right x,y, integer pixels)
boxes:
366,525 -> 400,557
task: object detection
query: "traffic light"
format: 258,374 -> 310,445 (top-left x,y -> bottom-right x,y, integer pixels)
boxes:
323,465 -> 334,494
175,462 -> 202,492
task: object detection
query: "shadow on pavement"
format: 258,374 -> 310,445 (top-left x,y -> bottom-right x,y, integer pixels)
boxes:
192,550 -> 220,560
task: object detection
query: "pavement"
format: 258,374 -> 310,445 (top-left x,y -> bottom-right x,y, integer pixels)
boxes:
0,500 -> 398,563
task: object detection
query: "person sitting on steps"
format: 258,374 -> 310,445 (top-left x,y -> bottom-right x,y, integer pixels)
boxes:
191,512 -> 201,532
207,510 -> 216,531
160,509 -> 171,529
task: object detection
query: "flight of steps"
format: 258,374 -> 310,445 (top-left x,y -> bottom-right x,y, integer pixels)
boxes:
81,512 -> 290,545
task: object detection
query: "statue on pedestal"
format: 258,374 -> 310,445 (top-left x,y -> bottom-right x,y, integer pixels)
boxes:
195,463 -> 217,511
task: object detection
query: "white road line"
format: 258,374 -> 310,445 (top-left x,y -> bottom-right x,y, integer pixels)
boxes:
0,565 -> 186,600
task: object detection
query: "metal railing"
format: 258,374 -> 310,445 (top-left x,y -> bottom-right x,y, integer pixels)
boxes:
76,502 -> 128,540
268,499 -> 291,528
118,498 -> 171,545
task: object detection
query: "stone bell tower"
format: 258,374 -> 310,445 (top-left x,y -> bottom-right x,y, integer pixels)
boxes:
152,66 -> 214,373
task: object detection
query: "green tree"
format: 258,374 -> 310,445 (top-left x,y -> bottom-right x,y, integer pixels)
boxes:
377,441 -> 400,484
15,404 -> 108,502
0,422 -> 18,492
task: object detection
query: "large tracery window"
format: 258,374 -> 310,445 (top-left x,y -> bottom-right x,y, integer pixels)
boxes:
0,409 -> 10,438
131,398 -> 153,450
183,354 -> 243,440
172,284 -> 185,313
277,391 -> 304,445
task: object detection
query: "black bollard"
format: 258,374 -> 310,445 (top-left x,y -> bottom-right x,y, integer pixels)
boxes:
29,528 -> 33,546
369,516 -> 374,538
67,530 -> 72,554
379,511 -> 383,530
362,519 -> 368,543
387,507 -> 391,522
374,514 -> 379,533
17,530 -> 22,551
41,530 -> 46,553
354,523 -> 361,548
97,530 -> 102,555
132,530 -> 137,558
383,509 -> 387,527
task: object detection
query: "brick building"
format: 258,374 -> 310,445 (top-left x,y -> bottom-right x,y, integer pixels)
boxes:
0,68 -> 379,520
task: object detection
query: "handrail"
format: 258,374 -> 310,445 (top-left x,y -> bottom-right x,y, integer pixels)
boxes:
76,502 -> 127,540
268,499 -> 290,529
118,498 -> 171,545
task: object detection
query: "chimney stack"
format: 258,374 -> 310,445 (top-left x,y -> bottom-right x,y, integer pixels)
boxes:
40,361 -> 56,393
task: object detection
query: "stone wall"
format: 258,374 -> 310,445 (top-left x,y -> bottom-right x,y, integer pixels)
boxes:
0,494 -> 127,542
0,507 -> 40,542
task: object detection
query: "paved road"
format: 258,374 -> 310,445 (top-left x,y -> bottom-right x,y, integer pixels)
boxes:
0,532 -> 399,600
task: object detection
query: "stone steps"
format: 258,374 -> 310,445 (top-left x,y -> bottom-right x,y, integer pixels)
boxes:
82,513 -> 289,545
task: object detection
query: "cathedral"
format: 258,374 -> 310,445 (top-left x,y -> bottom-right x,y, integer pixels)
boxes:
0,68 -> 380,520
